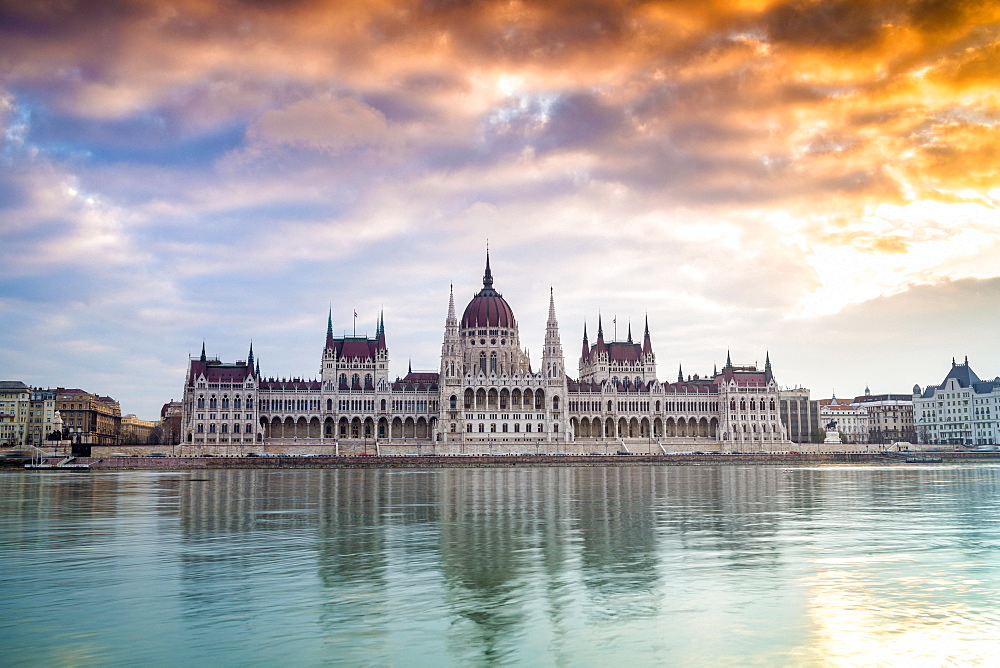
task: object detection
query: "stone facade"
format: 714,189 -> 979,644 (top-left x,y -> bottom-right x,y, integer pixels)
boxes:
851,389 -> 914,445
181,254 -> 789,449
913,358 -> 1000,446
818,395 -> 869,443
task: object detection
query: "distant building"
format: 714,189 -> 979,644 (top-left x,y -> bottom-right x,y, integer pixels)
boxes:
28,388 -> 57,447
818,395 -> 869,443
56,389 -> 122,447
0,381 -> 31,447
851,387 -> 914,444
160,401 -> 183,445
913,357 -> 1000,446
121,414 -> 157,444
779,387 -> 820,443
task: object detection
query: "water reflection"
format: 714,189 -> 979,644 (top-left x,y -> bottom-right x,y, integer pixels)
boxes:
2,464 -> 1000,665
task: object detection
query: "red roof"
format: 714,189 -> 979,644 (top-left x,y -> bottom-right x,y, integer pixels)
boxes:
461,252 -> 516,329
188,359 -> 255,385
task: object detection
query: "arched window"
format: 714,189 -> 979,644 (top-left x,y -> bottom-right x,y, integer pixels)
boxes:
770,399 -> 776,411
209,396 -> 217,410
221,396 -> 229,410
352,374 -> 360,387
339,374 -> 347,387
552,396 -> 560,410
234,423 -> 240,433
365,374 -> 372,387
450,395 -> 457,409
478,423 -> 485,433
380,399 -> 387,411
656,400 -> 661,412
197,396 -> 205,409
607,400 -> 613,412
479,352 -> 487,375
327,398 -> 333,411
209,424 -> 216,433
221,423 -> 228,433
490,352 -> 497,374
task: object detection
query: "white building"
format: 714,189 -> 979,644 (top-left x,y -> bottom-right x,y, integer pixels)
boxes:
181,253 -> 789,449
818,395 -> 869,443
913,357 -> 1000,446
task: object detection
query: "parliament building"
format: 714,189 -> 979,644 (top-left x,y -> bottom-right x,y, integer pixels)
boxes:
181,254 -> 788,451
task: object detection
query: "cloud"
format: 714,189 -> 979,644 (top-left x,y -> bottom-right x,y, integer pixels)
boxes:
247,95 -> 394,153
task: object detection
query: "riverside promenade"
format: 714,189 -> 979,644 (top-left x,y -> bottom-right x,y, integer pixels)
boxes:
6,451 -> 1000,470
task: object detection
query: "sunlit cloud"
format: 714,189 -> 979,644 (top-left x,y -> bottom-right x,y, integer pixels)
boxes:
0,0 -> 998,414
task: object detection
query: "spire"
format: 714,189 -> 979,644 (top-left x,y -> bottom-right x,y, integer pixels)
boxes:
447,283 -> 456,324
376,309 -> 387,351
200,341 -> 206,363
627,322 -> 633,344
678,363 -> 684,383
483,249 -> 494,290
255,359 -> 260,377
765,350 -> 771,371
582,321 -> 589,360
597,313 -> 605,347
713,363 -> 718,376
725,349 -> 732,369
247,341 -> 254,367
642,315 -> 652,355
325,308 -> 334,350
547,287 -> 557,324
408,359 -> 412,374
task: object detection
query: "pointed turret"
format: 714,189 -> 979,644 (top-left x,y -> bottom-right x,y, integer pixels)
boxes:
200,341 -> 206,363
764,350 -> 773,382
678,363 -> 684,383
596,313 -> 605,349
542,287 -> 564,379
483,249 -> 494,290
642,315 -> 652,355
447,284 -> 457,327
581,321 -> 589,360
725,349 -> 733,369
325,308 -> 334,350
627,322 -> 633,344
375,310 -> 387,351
247,342 -> 254,368
255,359 -> 260,377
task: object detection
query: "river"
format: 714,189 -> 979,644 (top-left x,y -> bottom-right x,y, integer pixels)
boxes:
2,464 -> 999,665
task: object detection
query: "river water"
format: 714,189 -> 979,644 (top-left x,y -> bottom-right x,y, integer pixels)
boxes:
2,464 -> 1000,666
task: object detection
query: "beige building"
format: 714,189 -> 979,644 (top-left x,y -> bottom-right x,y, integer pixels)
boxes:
851,388 -> 914,444
818,395 -> 869,443
121,414 -> 158,444
0,381 -> 31,447
56,388 -> 122,447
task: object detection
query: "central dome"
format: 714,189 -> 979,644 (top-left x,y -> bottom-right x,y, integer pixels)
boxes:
461,254 -> 516,330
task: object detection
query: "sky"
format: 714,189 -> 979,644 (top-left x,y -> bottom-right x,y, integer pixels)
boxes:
1,0 -> 998,420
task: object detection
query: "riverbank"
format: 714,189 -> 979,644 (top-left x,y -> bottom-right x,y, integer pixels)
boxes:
5,451 -> 1000,470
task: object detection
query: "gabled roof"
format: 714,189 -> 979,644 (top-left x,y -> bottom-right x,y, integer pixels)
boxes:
392,371 -> 439,392
941,361 -> 981,388
188,358 -> 255,385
